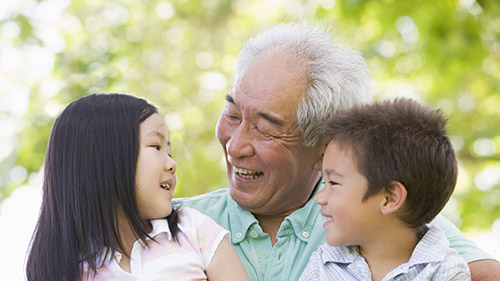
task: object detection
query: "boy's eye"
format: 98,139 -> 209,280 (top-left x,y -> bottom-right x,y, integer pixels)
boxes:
328,181 -> 339,186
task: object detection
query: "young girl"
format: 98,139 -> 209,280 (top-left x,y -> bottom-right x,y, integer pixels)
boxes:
26,93 -> 249,281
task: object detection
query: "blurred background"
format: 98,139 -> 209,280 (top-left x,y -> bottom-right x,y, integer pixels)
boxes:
0,0 -> 499,279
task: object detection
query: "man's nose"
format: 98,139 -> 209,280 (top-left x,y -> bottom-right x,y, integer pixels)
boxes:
226,122 -> 254,158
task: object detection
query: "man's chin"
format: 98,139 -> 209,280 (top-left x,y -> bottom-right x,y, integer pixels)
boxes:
228,186 -> 257,209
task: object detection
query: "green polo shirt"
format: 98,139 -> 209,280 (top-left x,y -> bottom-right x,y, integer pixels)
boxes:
173,185 -> 491,281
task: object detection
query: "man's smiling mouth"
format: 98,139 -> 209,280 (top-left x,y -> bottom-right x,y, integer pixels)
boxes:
233,166 -> 264,179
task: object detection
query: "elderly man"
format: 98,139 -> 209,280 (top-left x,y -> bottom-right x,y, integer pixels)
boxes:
175,22 -> 500,281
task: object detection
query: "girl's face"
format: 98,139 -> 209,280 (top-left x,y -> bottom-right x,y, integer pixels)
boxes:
135,113 -> 177,221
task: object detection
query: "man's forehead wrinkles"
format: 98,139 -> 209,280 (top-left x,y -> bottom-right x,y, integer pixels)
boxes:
228,92 -> 286,126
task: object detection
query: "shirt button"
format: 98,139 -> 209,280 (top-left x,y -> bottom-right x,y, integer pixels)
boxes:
235,232 -> 243,239
302,231 -> 310,238
258,253 -> 268,259
249,231 -> 258,238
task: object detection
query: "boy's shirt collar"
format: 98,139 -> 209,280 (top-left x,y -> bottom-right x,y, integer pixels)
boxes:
319,225 -> 450,267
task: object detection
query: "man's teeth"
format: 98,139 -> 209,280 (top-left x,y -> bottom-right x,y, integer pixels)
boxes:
233,167 -> 263,179
160,183 -> 171,190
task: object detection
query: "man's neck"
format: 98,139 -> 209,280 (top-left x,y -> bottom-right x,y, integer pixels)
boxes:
359,224 -> 419,281
252,177 -> 322,245
254,213 -> 289,245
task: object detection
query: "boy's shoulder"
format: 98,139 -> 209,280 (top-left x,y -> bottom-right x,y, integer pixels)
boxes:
303,226 -> 470,280
409,225 -> 471,280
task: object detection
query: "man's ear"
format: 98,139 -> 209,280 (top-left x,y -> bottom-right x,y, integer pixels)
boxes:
313,154 -> 323,171
313,138 -> 327,171
380,181 -> 407,215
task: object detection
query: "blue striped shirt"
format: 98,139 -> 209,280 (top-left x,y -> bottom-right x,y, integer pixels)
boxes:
299,225 -> 470,281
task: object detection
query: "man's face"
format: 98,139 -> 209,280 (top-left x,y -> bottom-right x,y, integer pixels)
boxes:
216,50 -> 324,216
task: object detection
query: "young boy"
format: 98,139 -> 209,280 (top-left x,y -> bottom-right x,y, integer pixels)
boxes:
299,98 -> 470,281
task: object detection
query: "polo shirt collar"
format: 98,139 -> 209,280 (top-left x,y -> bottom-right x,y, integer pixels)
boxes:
228,195 -> 259,243
287,181 -> 323,242
227,180 -> 323,244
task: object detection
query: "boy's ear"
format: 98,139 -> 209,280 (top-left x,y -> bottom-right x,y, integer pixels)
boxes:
380,181 -> 407,215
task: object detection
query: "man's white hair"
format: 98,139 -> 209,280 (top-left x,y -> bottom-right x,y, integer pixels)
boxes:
235,22 -> 372,146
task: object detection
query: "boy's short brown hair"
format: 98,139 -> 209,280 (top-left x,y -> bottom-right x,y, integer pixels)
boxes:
325,98 -> 457,229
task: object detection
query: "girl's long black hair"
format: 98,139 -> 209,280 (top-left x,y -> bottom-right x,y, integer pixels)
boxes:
26,93 -> 179,281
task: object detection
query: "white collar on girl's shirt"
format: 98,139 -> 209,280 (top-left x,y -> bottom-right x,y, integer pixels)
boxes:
81,218 -> 172,270
149,218 -> 173,240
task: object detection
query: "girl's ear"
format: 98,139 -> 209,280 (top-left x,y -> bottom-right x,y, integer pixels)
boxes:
380,181 -> 407,215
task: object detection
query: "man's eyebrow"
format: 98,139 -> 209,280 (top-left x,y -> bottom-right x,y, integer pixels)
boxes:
225,94 -> 235,104
225,93 -> 284,126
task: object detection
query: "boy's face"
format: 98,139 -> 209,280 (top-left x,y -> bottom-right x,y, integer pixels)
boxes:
316,140 -> 385,247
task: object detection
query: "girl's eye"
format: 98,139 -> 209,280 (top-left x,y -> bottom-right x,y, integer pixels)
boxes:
328,181 -> 339,186
152,145 -> 161,151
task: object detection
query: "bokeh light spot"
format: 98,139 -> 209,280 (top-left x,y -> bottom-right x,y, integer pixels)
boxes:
474,165 -> 500,191
9,166 -> 28,184
156,1 -> 175,20
196,52 -> 214,70
473,137 -> 496,157
199,71 -> 227,91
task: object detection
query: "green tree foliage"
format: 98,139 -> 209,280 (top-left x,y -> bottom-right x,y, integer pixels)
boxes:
1,0 -> 499,233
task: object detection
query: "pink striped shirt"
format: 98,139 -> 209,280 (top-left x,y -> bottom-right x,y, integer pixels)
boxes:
82,207 -> 229,281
